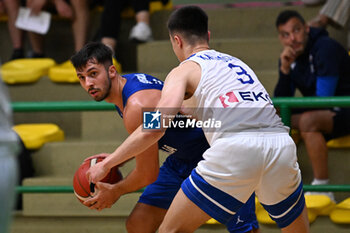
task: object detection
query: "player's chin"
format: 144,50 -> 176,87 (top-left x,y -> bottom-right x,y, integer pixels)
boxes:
94,94 -> 108,102
94,96 -> 105,102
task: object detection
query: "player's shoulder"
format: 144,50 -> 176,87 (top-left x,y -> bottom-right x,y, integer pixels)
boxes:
169,60 -> 201,79
125,89 -> 161,119
124,73 -> 163,85
123,89 -> 161,132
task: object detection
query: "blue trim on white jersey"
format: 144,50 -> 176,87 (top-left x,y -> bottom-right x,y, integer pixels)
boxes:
261,181 -> 305,228
226,194 -> 259,233
182,169 -> 244,224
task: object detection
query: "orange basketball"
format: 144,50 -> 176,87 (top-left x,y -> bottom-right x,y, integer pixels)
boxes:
73,157 -> 123,203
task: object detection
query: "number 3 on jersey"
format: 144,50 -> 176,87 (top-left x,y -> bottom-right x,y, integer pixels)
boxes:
228,63 -> 254,84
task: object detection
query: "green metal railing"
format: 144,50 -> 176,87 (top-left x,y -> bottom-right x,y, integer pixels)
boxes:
273,96 -> 350,127
12,96 -> 350,126
12,101 -> 116,112
11,96 -> 350,193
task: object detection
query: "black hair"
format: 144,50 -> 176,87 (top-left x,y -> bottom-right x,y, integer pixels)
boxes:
70,42 -> 113,70
167,5 -> 208,45
275,10 -> 305,28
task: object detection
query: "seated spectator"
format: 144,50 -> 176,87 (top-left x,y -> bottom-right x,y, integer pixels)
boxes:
1,0 -> 26,60
97,0 -> 153,55
2,0 -> 90,60
28,0 -> 90,54
274,10 -> 350,201
306,0 -> 350,29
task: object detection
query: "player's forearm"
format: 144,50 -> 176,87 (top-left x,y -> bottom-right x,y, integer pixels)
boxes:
103,126 -> 164,170
111,146 -> 159,196
117,168 -> 158,195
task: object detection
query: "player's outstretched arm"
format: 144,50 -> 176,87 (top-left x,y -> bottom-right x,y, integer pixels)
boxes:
87,64 -> 196,184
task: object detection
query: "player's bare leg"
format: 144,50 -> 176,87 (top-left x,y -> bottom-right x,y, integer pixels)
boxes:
158,189 -> 211,233
281,205 -> 309,233
126,203 -> 167,233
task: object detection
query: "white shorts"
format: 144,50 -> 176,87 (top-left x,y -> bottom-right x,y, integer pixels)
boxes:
181,132 -> 305,228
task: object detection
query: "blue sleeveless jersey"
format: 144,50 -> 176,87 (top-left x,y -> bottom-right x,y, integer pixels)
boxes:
115,73 -> 209,161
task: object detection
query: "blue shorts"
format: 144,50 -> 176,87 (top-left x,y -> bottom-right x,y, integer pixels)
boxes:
138,155 -> 259,233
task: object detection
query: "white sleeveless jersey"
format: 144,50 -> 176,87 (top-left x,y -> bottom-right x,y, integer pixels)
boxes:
182,50 -> 288,144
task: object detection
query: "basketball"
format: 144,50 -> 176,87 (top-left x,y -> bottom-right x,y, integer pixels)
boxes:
73,156 -> 123,203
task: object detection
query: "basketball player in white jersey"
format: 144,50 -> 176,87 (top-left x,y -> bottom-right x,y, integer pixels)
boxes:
87,5 -> 310,233
0,76 -> 19,233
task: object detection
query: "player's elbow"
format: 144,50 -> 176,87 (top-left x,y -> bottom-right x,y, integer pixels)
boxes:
144,173 -> 158,186
143,130 -> 165,143
138,167 -> 159,186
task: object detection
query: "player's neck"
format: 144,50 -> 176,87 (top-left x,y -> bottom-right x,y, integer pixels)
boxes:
181,44 -> 210,61
184,45 -> 210,60
191,45 -> 210,54
105,75 -> 126,110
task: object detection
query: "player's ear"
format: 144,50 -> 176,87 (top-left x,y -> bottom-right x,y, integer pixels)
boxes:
174,34 -> 182,48
207,31 -> 211,41
108,64 -> 117,78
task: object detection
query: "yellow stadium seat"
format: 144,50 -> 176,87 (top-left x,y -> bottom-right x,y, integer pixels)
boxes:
255,195 -> 324,224
290,130 -> 350,148
330,198 -> 350,224
13,123 -> 64,150
113,58 -> 123,73
48,60 -> 77,83
205,218 -> 220,224
48,58 -> 122,83
0,14 -> 8,22
305,194 -> 335,223
149,0 -> 173,14
327,134 -> 350,148
1,58 -> 56,84
290,128 -> 301,144
255,197 -> 276,225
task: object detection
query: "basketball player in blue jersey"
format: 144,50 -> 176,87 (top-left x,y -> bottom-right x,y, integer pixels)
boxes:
71,42 -> 260,233
85,5 -> 309,233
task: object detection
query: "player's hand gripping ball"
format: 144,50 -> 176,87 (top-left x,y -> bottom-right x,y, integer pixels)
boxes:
73,156 -> 123,203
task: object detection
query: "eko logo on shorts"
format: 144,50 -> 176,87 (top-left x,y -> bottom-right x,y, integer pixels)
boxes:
143,110 -> 161,129
219,91 -> 272,108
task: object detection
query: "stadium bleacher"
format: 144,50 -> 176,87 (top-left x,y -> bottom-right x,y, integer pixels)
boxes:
1,1 -> 350,232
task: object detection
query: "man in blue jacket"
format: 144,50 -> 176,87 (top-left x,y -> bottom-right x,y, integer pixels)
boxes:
274,10 -> 350,200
